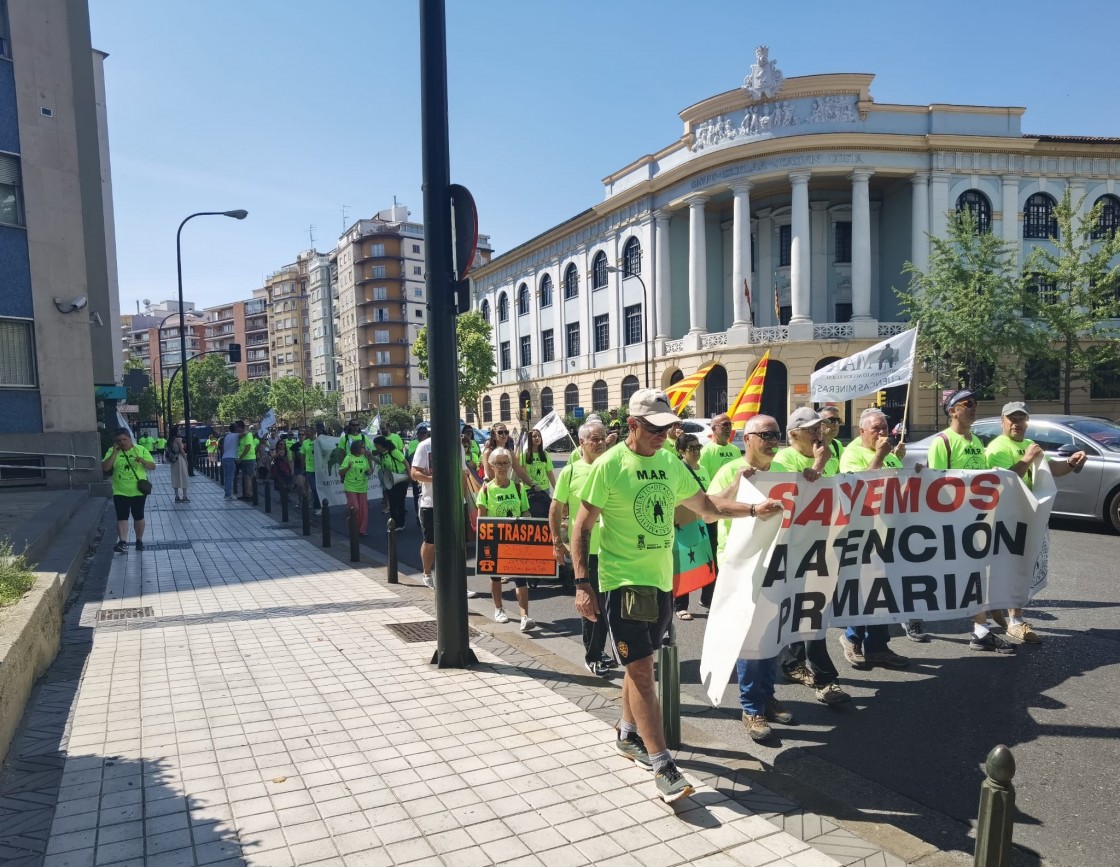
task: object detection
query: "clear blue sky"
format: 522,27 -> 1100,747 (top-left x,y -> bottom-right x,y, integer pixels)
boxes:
90,0 -> 1119,315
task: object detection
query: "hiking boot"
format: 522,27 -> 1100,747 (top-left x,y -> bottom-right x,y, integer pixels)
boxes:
764,698 -> 794,724
493,608 -> 509,624
614,732 -> 652,771
838,633 -> 866,668
969,631 -> 1016,654
905,620 -> 929,642
113,540 -> 127,554
815,682 -> 851,705
742,713 -> 772,742
864,648 -> 909,668
783,664 -> 816,687
1006,622 -> 1041,644
654,762 -> 694,804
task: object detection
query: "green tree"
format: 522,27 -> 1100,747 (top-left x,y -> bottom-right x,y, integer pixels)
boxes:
124,357 -> 162,423
895,208 -> 1040,396
412,311 -> 495,420
217,380 -> 271,424
375,405 -> 416,436
1024,189 -> 1120,413
163,353 -> 237,424
269,377 -> 331,426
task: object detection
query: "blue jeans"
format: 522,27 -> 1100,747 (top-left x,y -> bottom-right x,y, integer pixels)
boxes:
222,458 -> 236,497
736,656 -> 778,716
306,471 -> 319,509
845,625 -> 890,654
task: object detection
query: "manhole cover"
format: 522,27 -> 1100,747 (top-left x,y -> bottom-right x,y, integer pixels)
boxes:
98,607 -> 154,622
138,541 -> 193,551
385,620 -> 480,643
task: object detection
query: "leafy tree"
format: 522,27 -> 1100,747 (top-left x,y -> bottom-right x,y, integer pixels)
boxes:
163,353 -> 237,424
124,357 -> 162,423
1024,189 -> 1120,413
895,208 -> 1041,396
374,405 -> 416,436
217,380 -> 271,424
412,311 -> 495,420
270,377 -> 331,426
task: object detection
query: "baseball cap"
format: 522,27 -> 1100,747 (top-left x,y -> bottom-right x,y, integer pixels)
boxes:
1001,401 -> 1029,417
943,389 -> 975,414
628,389 -> 679,426
415,422 -> 430,434
787,407 -> 821,431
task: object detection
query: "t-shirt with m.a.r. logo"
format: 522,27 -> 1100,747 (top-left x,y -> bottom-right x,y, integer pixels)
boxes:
928,428 -> 988,470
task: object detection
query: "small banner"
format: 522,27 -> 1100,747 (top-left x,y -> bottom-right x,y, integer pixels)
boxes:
534,410 -> 570,449
673,519 -> 716,597
810,327 -> 917,402
475,517 -> 559,579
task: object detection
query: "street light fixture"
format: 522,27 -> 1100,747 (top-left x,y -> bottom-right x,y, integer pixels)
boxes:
177,209 -> 248,475
605,264 -> 650,388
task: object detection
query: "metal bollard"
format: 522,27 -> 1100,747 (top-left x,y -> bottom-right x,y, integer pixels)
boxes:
251,476 -> 259,507
974,745 -> 1016,867
657,618 -> 681,750
264,480 -> 272,513
281,490 -> 289,523
348,508 -> 360,562
321,499 -> 331,546
387,518 -> 398,583
302,493 -> 311,536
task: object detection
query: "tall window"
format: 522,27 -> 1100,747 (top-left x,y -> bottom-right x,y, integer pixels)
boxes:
592,380 -> 608,411
539,274 -> 553,307
480,299 -> 490,322
374,286 -> 388,301
778,224 -> 792,267
482,396 -> 492,423
519,335 -> 531,367
0,155 -> 25,226
624,304 -> 643,345
1026,273 -> 1059,313
370,243 -> 385,257
956,190 -> 992,234
498,292 -> 509,322
500,393 -> 511,420
500,341 -> 510,370
593,314 -> 610,353
371,265 -> 386,278
564,263 -> 579,299
565,322 -> 580,357
623,237 -> 642,276
834,221 -> 852,263
379,393 -> 393,406
1024,193 -> 1058,239
377,372 -> 392,386
564,384 -> 579,415
541,328 -> 555,363
1025,357 -> 1060,401
1091,358 -> 1120,399
1093,195 -> 1120,239
0,319 -> 37,386
517,283 -> 530,316
592,251 -> 608,290
540,387 -> 554,416
620,375 -> 640,404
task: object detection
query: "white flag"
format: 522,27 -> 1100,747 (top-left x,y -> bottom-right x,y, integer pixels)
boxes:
365,412 -> 381,437
533,410 -> 570,449
258,408 -> 277,438
810,327 -> 917,402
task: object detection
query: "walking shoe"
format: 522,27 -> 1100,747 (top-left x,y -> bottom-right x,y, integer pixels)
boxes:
905,620 -> 929,642
676,610 -> 693,621
969,631 -> 1016,654
838,633 -> 867,668
989,610 -> 1008,633
600,653 -> 618,669
614,732 -> 652,770
465,589 -> 483,599
654,762 -> 694,804
422,574 -> 435,588
584,659 -> 611,677
742,713 -> 772,742
174,496 -> 183,503
1006,622 -> 1041,644
182,497 -> 190,503
493,608 -> 509,624
783,664 -> 816,687
864,649 -> 910,668
113,540 -> 127,554
764,698 -> 794,724
520,616 -> 536,633
224,495 -> 233,501
134,541 -> 144,551
815,682 -> 851,705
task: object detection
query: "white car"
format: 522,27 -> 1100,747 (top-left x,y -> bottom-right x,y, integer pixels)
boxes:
682,418 -> 745,451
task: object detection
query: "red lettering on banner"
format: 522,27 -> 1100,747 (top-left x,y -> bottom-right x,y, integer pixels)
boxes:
860,478 -> 887,516
771,482 -> 800,528
794,488 -> 834,527
968,473 -> 1001,510
884,476 -> 920,514
926,477 -> 966,512
835,480 -> 865,527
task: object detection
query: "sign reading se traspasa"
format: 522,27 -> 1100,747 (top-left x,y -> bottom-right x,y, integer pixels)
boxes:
475,517 -> 558,579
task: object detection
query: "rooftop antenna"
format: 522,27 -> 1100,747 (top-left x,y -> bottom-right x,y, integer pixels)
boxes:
309,224 -> 316,248
341,205 -> 350,233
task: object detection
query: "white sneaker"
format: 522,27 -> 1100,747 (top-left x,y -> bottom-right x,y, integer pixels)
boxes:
520,616 -> 536,632
422,574 -> 435,588
465,589 -> 483,599
493,608 -> 509,624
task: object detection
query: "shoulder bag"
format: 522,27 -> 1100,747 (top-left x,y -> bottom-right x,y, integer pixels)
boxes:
123,450 -> 153,495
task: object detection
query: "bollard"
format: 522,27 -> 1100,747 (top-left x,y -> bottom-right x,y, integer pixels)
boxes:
974,745 -> 1016,867
251,476 -> 259,507
302,493 -> 311,536
657,618 -> 681,750
387,518 -> 398,583
281,490 -> 289,523
348,508 -> 360,562
264,480 -> 272,513
321,499 -> 331,546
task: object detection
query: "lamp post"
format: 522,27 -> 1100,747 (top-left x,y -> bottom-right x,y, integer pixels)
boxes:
606,264 -> 650,388
177,209 -> 248,474
154,310 -> 180,433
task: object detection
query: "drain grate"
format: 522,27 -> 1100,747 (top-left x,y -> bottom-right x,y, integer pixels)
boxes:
137,541 -> 193,551
385,620 -> 480,643
98,607 -> 154,622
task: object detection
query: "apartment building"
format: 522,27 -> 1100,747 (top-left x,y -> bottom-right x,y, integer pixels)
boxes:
263,255 -> 311,383
122,301 -> 206,393
202,300 -> 249,380
307,250 -> 337,393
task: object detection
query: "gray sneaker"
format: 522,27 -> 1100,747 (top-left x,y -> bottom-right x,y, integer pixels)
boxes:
654,762 -> 694,804
614,733 -> 652,771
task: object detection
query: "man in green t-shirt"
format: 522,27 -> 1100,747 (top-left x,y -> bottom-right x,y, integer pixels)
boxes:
572,389 -> 783,804
660,420 -> 682,453
698,413 -> 741,480
297,427 -> 320,514
818,405 -> 845,467
984,401 -> 1086,644
237,425 -> 259,499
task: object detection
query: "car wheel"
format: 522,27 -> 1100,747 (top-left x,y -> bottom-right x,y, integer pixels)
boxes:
1107,489 -> 1120,534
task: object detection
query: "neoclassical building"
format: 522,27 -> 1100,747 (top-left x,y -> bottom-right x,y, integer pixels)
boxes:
470,49 -> 1120,437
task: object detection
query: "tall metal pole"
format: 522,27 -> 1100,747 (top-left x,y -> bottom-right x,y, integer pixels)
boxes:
420,0 -> 476,669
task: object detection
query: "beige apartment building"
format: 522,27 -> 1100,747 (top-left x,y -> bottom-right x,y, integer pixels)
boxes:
244,296 -> 269,381
263,254 -> 311,383
202,300 -> 249,381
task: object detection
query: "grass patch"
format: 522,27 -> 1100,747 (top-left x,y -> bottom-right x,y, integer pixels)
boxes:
0,541 -> 36,607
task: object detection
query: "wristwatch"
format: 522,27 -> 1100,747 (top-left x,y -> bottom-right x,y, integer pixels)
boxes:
749,504 -> 756,518
574,577 -> 591,586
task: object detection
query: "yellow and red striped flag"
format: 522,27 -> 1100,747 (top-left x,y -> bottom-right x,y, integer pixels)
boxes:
727,350 -> 771,430
664,362 -> 717,414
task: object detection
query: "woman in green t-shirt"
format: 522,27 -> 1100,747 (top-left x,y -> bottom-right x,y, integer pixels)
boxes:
101,427 -> 156,554
339,440 -> 372,535
374,435 -> 409,529
477,447 -> 535,632
522,429 -> 557,518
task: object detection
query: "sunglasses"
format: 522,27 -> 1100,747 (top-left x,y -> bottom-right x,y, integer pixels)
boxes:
820,418 -> 841,426
685,445 -> 702,453
748,431 -> 782,441
493,429 -> 508,435
637,418 -> 672,435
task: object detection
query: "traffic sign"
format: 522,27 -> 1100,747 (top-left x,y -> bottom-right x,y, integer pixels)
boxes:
573,406 -> 585,419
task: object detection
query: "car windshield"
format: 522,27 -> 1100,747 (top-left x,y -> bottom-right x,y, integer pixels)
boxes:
1064,418 -> 1120,451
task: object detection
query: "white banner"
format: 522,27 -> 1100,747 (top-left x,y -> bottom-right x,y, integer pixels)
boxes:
810,327 -> 917,402
700,463 -> 1055,706
258,408 -> 277,438
313,434 -> 383,507
534,410 -> 571,449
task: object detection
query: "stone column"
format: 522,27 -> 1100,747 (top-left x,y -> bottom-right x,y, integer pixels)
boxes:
730,183 -> 752,328
686,195 -> 709,335
756,208 -> 774,326
929,171 -> 951,243
654,210 -> 672,341
788,172 -> 812,334
910,172 -> 930,274
1002,175 -> 1020,250
850,169 -> 874,323
810,201 -> 828,323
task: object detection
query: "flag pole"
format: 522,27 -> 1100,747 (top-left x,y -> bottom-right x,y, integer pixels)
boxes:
898,321 -> 920,445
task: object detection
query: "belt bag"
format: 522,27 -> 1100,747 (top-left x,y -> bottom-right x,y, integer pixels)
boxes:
622,585 -> 660,622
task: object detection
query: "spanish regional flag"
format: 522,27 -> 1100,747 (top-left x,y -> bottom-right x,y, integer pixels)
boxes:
727,350 -> 771,430
664,362 -> 717,414
673,519 -> 716,597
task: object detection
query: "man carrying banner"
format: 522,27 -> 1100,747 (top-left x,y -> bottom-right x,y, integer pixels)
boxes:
572,389 -> 784,803
819,405 -> 845,465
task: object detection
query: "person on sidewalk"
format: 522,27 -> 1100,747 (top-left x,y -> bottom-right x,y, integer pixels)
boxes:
270,443 -> 294,505
340,439 -> 372,536
374,435 -> 409,530
573,389 -> 784,803
696,413 -> 740,608
409,426 -> 477,590
102,427 -> 156,554
522,428 -> 557,518
818,404 -> 846,466
221,422 -> 243,501
478,447 -> 536,632
167,425 -> 190,503
671,433 -> 710,621
551,419 -> 614,676
238,424 -> 259,500
299,426 -> 321,515
406,423 -> 430,525
154,433 -> 167,463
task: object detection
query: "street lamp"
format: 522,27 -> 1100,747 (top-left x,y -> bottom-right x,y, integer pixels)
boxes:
605,264 -> 650,388
177,209 -> 248,475
155,310 -> 182,433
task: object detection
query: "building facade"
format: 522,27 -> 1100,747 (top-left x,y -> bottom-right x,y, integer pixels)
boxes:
202,300 -> 249,381
244,296 -> 269,381
263,255 -> 312,384
470,49 -> 1120,436
306,251 -> 337,393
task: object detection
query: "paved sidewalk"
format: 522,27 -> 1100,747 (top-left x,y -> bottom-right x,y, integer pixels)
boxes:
8,469 -> 854,867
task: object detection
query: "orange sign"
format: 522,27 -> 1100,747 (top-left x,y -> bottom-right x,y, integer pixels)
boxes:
793,383 -> 809,396
475,517 -> 558,579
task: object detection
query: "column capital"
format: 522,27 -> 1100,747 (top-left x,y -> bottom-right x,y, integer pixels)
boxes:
809,201 -> 829,212
654,209 -> 673,223
849,169 -> 874,184
930,171 -> 952,184
789,171 -> 812,186
685,194 -> 710,208
729,181 -> 753,194
910,171 -> 930,185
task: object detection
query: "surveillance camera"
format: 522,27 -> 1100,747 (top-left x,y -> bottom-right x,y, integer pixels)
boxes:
53,296 -> 88,313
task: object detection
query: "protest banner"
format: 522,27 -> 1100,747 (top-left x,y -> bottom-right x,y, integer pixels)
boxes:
534,410 -> 572,449
313,434 -> 382,507
700,463 -> 1055,706
810,327 -> 917,402
475,517 -> 558,580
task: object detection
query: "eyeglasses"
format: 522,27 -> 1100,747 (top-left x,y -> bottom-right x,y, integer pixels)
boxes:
493,429 -> 508,435
747,431 -> 782,441
820,418 -> 841,426
685,445 -> 702,453
637,418 -> 672,435
491,461 -> 512,467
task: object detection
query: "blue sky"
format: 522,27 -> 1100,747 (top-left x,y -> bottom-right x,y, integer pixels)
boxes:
90,0 -> 1119,314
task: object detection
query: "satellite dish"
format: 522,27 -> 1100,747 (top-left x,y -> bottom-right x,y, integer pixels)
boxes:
142,298 -> 150,306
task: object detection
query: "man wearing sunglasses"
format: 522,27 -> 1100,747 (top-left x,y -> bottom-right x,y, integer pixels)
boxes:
818,405 -> 846,466
572,389 -> 784,803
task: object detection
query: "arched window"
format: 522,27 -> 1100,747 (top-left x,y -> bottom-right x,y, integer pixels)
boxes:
592,379 -> 608,411
480,299 -> 490,323
482,396 -> 492,423
539,274 -> 553,307
1093,194 -> 1120,240
592,251 -> 608,290
517,283 -> 530,316
540,387 -> 554,416
623,237 -> 642,276
956,190 -> 991,234
1024,193 -> 1058,239
499,393 -> 511,421
564,263 -> 579,300
518,390 -> 531,423
620,375 -> 640,404
668,369 -> 684,387
704,364 -> 728,416
497,292 -> 509,322
564,384 -> 579,415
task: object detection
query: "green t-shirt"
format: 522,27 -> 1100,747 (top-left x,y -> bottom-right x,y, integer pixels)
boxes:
206,438 -> 218,454
927,428 -> 987,471
300,438 -> 316,472
567,446 -> 583,466
343,433 -> 373,454
477,479 -> 529,517
710,457 -> 749,558
340,454 -> 371,493
985,434 -> 1041,490
582,445 -> 701,592
661,437 -> 678,453
553,460 -> 600,555
407,438 -> 419,459
772,446 -> 840,477
838,440 -> 902,473
155,437 -> 167,451
238,434 -> 258,460
699,441 -> 741,482
388,432 -> 404,453
524,452 -> 554,491
104,445 -> 153,497
378,448 -> 407,475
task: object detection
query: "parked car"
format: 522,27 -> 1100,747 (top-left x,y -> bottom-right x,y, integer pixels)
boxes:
902,415 -> 1120,531
683,418 -> 746,451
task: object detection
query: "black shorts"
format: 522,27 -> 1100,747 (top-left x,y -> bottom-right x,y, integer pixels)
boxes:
490,576 -> 528,588
603,586 -> 672,666
420,507 -> 434,544
113,495 -> 146,522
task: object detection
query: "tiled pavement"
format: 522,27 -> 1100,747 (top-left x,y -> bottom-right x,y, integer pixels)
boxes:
0,468 -> 901,867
